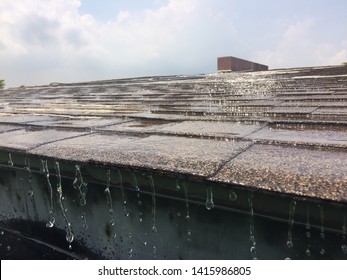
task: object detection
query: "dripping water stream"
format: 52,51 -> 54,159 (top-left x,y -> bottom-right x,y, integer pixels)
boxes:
104,170 -> 115,227
42,159 -> 55,228
55,161 -> 74,246
305,205 -> 311,257
286,200 -> 296,251
319,206 -> 325,255
148,175 -> 157,259
205,186 -> 214,210
117,168 -> 129,217
132,172 -> 143,223
342,214 -> 347,255
248,193 -> 257,259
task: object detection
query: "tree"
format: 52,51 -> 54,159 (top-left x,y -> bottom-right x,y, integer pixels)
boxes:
0,80 -> 5,89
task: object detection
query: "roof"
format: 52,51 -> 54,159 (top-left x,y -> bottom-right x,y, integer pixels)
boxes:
0,65 -> 346,203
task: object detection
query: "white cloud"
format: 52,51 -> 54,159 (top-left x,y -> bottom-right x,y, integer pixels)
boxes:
1,0 -> 345,88
255,19 -> 347,69
0,0 -> 236,87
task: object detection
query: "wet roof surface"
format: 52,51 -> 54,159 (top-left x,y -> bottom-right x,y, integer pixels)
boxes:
0,65 -> 346,202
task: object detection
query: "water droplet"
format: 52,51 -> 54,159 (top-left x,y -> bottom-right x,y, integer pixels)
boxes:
176,179 -> 181,190
6,245 -> 10,251
152,226 -> 158,233
128,233 -> 132,239
46,216 -> 55,228
285,257 -> 291,260
341,244 -> 347,255
0,231 -> 4,235
320,232 -> 325,239
128,248 -> 133,258
228,190 -> 237,201
250,246 -> 256,254
143,241 -> 147,246
28,190 -> 34,197
286,240 -> 293,248
69,244 -> 72,250
320,249 -> 325,255
306,248 -> 311,256
306,232 -> 311,238
249,235 -> 256,245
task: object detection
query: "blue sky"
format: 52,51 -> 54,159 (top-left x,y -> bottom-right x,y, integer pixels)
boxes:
0,0 -> 346,88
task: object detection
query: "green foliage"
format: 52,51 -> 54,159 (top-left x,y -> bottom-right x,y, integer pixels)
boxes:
0,79 -> 4,89
343,62 -> 347,66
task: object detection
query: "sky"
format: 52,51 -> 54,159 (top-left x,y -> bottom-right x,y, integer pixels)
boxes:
0,0 -> 346,88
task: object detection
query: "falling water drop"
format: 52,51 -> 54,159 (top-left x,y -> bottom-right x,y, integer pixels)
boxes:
187,229 -> 192,238
128,248 -> 133,259
175,178 -> 181,191
46,217 -> 55,228
81,212 -> 88,230
205,186 -> 214,210
287,200 -> 296,249
0,231 -> 4,235
6,245 -> 10,251
229,190 -> 237,201
306,248 -> 311,256
55,161 -> 74,245
153,246 -> 157,258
